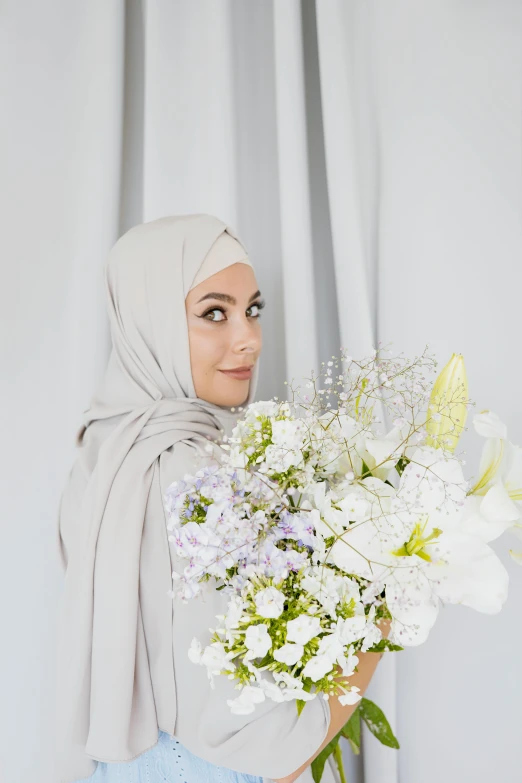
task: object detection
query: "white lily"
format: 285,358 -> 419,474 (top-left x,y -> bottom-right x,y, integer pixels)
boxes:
396,446 -> 468,525
363,417 -> 417,480
310,411 -> 367,478
423,529 -> 509,614
463,413 -> 522,549
473,410 -> 507,440
425,353 -> 468,453
326,448 -> 509,645
387,512 -> 510,646
327,477 -> 403,581
309,482 -> 347,537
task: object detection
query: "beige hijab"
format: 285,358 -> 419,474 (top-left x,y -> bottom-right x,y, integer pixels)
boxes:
54,214 -> 260,781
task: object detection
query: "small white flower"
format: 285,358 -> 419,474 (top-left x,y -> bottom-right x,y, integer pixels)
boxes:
225,595 -> 246,630
200,642 -> 236,674
255,586 -> 286,619
301,653 -> 334,682
273,642 -> 304,666
336,614 -> 368,644
257,678 -> 287,702
316,632 -> 344,663
188,637 -> 202,664
338,686 -> 362,706
338,651 -> 359,677
286,614 -> 322,645
244,623 -> 272,658
227,685 -> 266,714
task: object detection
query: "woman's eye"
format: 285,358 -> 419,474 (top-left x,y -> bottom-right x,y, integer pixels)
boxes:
204,308 -> 226,322
200,300 -> 265,322
248,301 -> 265,318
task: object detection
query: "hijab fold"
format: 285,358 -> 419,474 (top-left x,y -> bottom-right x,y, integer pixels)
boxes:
55,214 -> 259,782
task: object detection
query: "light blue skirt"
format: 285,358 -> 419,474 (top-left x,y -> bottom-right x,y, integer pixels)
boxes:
76,731 -> 264,783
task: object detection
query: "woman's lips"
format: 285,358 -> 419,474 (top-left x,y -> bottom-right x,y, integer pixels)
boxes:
218,367 -> 253,380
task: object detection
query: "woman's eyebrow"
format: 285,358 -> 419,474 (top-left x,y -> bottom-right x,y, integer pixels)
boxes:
196,290 -> 261,305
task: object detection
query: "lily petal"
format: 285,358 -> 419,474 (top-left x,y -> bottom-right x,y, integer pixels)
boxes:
469,437 -> 504,496
473,411 -> 507,440
425,530 -> 509,614
384,562 -> 439,646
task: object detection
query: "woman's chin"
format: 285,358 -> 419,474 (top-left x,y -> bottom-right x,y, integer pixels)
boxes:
203,376 -> 250,408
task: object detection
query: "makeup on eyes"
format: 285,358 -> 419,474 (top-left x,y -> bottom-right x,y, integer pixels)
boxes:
197,298 -> 266,322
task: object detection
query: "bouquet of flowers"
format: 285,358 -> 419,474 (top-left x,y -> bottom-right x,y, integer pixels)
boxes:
164,345 -> 521,780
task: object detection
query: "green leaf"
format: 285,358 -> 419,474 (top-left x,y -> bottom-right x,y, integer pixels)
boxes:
360,459 -> 372,479
359,697 -> 400,749
341,706 -> 361,755
365,638 -> 404,653
395,456 -> 410,477
296,698 -> 306,716
311,732 -> 342,783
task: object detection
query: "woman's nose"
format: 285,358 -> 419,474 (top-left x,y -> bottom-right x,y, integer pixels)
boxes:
231,316 -> 261,353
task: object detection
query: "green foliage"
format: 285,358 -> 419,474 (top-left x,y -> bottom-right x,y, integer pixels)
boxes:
311,732 -> 343,783
360,458 -> 372,479
359,697 -> 400,749
395,456 -> 410,477
341,707 -> 361,754
365,638 -> 404,653
332,742 -> 348,783
310,697 -> 399,783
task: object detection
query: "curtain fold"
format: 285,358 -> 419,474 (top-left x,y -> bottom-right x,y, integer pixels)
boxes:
0,3 -> 125,783
142,0 -> 239,224
273,0 -> 319,386
315,1 -> 376,361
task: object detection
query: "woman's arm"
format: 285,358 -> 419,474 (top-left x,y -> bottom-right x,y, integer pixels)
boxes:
272,620 -> 391,783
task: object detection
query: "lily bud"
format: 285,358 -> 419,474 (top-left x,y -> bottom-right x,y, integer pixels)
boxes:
425,353 -> 468,453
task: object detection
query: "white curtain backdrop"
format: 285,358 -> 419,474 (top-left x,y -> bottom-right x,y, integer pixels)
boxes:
1,2 -> 521,783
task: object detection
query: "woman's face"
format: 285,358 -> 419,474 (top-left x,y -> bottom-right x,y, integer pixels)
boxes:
185,262 -> 264,407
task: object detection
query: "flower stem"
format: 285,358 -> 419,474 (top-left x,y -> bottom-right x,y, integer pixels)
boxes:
333,742 -> 347,783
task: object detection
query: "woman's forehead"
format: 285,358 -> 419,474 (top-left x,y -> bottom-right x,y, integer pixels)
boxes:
185,263 -> 258,305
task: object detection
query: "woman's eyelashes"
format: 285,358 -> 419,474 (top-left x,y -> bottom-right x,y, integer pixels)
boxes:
198,299 -> 265,323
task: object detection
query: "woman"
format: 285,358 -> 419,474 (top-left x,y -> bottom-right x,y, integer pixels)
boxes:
54,214 -> 386,783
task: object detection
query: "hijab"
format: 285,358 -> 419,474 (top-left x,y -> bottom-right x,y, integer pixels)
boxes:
54,214 -> 260,781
